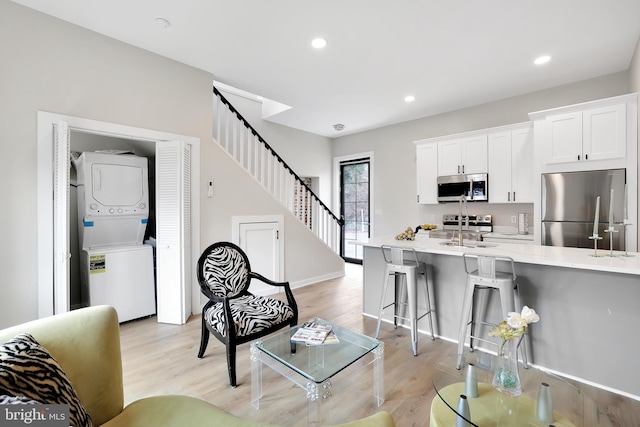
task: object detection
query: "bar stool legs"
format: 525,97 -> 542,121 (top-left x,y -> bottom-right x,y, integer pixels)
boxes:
375,246 -> 435,356
456,253 -> 530,370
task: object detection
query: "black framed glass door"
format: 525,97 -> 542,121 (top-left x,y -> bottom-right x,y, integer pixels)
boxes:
340,158 -> 370,263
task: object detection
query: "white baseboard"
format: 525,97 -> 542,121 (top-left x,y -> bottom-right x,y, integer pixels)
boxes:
289,270 -> 345,289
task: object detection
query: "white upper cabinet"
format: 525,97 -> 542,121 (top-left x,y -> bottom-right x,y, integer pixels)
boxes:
437,139 -> 461,175
511,127 -> 534,203
437,135 -> 487,175
415,142 -> 438,204
583,104 -> 626,161
545,103 -> 626,165
488,125 -> 533,203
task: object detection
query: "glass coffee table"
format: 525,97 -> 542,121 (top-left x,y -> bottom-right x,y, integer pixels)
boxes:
251,318 -> 384,426
431,351 -> 586,426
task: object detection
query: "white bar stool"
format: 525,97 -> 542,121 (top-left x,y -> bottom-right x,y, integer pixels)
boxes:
375,245 -> 435,356
456,253 -> 530,369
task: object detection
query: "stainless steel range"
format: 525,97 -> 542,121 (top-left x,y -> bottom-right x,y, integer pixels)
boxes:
442,214 -> 493,232
431,214 -> 492,241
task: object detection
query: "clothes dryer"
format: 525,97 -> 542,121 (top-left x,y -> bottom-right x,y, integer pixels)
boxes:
75,151 -> 150,249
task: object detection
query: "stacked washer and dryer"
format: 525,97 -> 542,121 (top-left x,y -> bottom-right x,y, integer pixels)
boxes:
75,152 -> 156,323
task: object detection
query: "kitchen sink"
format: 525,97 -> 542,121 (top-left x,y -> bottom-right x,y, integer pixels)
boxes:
439,241 -> 498,248
439,241 -> 475,248
472,243 -> 499,248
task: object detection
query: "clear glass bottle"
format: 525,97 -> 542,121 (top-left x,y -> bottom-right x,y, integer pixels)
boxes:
492,339 -> 522,396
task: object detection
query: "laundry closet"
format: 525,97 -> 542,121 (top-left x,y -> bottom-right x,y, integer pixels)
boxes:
69,131 -> 157,322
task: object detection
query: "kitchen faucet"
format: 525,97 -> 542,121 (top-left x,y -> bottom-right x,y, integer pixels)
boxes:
456,194 -> 469,246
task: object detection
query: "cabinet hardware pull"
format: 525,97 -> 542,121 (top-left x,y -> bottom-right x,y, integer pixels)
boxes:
513,192 -> 516,201
417,195 -> 419,203
508,192 -> 510,201
462,165 -> 465,173
457,165 -> 460,174
578,155 -> 581,161
585,154 -> 588,160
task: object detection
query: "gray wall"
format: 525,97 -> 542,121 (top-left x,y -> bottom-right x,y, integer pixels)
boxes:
0,1 -> 209,327
331,72 -> 631,238
0,2 -> 343,329
1,1 -> 637,329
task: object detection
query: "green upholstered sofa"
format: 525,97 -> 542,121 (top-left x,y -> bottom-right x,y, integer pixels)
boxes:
0,305 -> 395,427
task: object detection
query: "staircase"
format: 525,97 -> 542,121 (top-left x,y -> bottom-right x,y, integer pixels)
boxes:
212,86 -> 344,256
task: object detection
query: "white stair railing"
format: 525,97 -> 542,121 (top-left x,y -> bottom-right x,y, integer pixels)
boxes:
213,87 -> 343,255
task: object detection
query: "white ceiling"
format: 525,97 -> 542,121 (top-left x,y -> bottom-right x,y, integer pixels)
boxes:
12,0 -> 640,138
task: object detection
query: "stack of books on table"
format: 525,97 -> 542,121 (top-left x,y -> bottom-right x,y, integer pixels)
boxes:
290,321 -> 340,345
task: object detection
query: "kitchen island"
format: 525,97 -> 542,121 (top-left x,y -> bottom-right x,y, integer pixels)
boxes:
354,236 -> 640,400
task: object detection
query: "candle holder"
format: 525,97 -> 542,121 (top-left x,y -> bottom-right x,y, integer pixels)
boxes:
588,233 -> 603,257
605,226 -> 619,257
621,220 -> 634,257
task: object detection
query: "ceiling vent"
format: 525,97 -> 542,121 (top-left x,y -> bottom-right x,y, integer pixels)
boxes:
333,123 -> 345,131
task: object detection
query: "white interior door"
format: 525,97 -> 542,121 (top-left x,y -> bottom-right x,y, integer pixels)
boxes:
155,141 -> 192,324
233,216 -> 283,296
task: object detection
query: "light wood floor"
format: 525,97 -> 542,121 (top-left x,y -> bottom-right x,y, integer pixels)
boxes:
118,263 -> 640,427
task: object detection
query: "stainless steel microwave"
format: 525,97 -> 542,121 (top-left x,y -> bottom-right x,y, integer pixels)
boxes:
437,173 -> 488,202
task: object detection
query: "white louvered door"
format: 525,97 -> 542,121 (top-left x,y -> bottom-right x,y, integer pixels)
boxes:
53,121 -> 70,315
155,141 -> 192,324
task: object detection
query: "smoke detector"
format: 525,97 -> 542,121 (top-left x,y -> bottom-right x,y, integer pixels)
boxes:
155,17 -> 171,28
333,123 -> 345,131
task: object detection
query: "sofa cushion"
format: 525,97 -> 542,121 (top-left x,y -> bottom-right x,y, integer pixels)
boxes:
100,395 -> 395,427
100,395 -> 279,427
0,333 -> 93,427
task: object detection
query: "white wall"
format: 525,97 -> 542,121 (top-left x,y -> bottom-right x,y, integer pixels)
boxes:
0,1 -> 342,329
331,72 -> 631,238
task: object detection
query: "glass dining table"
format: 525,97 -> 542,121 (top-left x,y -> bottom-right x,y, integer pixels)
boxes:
431,351 -> 587,426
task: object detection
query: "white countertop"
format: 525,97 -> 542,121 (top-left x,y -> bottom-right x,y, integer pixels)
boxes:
353,236 -> 640,276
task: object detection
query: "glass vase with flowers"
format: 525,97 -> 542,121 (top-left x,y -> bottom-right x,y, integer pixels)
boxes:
488,306 -> 540,396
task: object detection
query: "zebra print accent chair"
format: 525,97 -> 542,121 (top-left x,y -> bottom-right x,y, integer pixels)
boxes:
197,241 -> 298,387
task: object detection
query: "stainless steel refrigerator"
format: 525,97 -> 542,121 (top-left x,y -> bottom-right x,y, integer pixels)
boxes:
541,169 -> 626,250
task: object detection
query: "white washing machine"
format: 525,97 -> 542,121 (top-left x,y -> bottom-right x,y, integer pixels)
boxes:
75,152 -> 156,321
80,245 -> 156,323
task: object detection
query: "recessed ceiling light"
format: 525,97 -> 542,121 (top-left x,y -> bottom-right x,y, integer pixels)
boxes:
534,55 -> 551,65
311,38 -> 327,49
155,17 -> 171,28
404,95 -> 416,103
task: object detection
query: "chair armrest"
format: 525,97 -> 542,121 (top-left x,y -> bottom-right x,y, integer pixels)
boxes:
248,273 -> 298,325
248,272 -> 288,287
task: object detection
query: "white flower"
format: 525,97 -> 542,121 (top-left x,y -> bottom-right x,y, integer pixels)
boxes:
506,306 -> 540,329
521,306 -> 540,323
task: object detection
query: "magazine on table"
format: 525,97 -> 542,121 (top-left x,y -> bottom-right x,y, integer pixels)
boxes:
291,321 -> 339,345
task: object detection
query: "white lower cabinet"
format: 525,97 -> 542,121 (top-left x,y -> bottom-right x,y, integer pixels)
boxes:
488,124 -> 533,203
